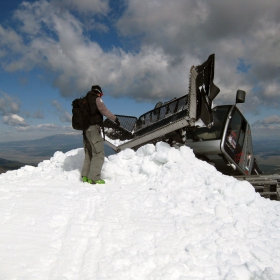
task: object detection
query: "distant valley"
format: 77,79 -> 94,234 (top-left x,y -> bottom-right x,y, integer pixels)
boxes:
253,139 -> 280,175
0,133 -> 115,174
0,158 -> 29,174
0,134 -> 279,175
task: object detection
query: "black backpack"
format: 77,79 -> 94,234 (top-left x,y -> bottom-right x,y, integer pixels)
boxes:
72,95 -> 91,131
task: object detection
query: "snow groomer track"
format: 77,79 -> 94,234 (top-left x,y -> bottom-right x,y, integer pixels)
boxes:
235,175 -> 280,201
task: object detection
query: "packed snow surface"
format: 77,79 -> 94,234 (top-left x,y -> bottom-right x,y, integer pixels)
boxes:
1,142 -> 280,280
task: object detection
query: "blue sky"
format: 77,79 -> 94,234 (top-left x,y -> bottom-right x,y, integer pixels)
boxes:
1,0 -> 280,142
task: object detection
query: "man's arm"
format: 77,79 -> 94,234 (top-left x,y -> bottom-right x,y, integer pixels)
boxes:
96,97 -> 117,122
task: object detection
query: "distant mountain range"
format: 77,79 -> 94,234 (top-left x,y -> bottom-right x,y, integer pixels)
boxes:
0,158 -> 28,174
0,133 -> 116,173
0,134 -> 279,174
253,139 -> 280,158
253,139 -> 280,174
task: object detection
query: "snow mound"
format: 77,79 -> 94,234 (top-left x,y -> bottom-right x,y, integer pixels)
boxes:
0,142 -> 280,280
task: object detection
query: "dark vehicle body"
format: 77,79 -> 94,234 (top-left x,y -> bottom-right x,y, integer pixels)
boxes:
187,104 -> 261,176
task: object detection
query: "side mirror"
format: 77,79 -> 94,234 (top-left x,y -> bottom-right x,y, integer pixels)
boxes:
236,90 -> 246,104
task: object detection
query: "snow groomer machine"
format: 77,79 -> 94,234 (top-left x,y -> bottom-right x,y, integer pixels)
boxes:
103,54 -> 280,200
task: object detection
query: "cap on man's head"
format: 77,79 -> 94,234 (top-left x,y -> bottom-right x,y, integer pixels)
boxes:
91,85 -> 102,94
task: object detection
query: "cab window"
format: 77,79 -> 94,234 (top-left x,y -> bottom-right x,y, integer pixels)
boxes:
193,106 -> 230,140
225,108 -> 247,163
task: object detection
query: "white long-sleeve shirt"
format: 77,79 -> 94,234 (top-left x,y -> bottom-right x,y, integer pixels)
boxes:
96,97 -> 116,122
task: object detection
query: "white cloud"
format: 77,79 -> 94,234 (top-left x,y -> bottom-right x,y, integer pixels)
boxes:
0,0 -> 280,112
0,25 -> 23,52
33,110 -> 45,119
16,123 -> 72,132
2,114 -> 28,126
262,81 -> 280,98
252,115 -> 280,131
117,0 -> 210,53
51,100 -> 72,122
0,92 -> 47,127
0,91 -> 21,116
50,0 -> 109,15
262,115 -> 280,125
24,110 -> 45,119
116,0 -> 280,105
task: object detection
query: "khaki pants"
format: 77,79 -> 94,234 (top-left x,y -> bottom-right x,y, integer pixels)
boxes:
81,125 -> 104,181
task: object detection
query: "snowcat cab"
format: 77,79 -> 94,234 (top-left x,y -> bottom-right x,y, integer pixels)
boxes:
184,90 -> 262,176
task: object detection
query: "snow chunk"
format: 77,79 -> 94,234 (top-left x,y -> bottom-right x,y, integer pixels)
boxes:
136,144 -> 155,156
215,204 -> 229,218
222,180 -> 256,205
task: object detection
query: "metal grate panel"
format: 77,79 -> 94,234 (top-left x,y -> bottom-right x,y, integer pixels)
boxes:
134,95 -> 190,133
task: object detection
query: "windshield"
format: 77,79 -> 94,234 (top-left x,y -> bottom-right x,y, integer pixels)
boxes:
193,106 -> 231,140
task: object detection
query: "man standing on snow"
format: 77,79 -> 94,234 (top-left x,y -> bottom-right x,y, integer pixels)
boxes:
81,85 -> 120,184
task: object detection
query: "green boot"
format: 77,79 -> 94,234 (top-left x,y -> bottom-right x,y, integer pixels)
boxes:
95,179 -> 105,184
82,176 -> 88,183
88,179 -> 105,184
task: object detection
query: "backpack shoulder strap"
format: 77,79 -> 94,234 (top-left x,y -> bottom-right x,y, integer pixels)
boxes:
86,91 -> 105,140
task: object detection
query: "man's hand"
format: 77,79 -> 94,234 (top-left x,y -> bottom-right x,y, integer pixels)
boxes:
115,117 -> 121,126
